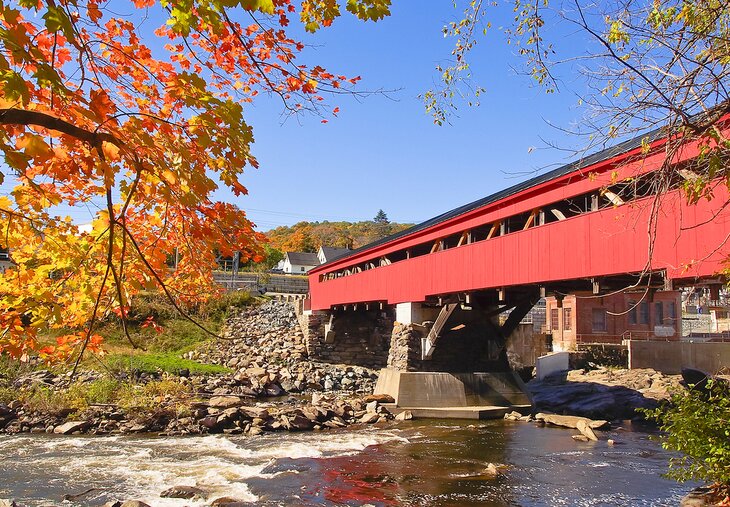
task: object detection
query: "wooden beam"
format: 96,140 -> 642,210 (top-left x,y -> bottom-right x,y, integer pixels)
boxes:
679,168 -> 700,181
523,210 -> 537,230
456,231 -> 469,247
486,222 -> 500,240
550,209 -> 567,221
603,190 -> 625,206
591,194 -> 599,211
422,303 -> 459,360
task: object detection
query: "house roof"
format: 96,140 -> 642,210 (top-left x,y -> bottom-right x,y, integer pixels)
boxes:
286,251 -> 320,266
319,246 -> 351,262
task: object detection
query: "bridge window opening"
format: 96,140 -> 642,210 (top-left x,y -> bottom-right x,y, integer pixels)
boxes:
409,242 -> 432,259
503,210 -> 534,233
443,232 -> 463,250
470,223 -> 495,242
604,172 -> 658,204
387,250 -> 408,263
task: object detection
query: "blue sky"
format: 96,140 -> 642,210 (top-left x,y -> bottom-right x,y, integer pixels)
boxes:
0,1 -> 602,230
236,2 -> 592,230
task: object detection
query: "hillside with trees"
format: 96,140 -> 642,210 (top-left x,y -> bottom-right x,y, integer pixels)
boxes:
265,211 -> 413,253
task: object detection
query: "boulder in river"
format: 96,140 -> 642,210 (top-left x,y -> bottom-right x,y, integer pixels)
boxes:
535,413 -> 608,430
53,421 -> 90,435
160,485 -> 205,499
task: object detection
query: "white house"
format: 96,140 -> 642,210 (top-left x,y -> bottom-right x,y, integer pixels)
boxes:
0,247 -> 9,273
317,246 -> 351,265
282,251 -> 320,274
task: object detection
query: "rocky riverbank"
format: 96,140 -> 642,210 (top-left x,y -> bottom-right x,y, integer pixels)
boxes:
527,367 -> 683,420
0,300 -> 397,436
0,299 -> 689,437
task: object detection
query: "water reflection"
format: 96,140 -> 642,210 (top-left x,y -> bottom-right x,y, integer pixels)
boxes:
1,420 -> 692,506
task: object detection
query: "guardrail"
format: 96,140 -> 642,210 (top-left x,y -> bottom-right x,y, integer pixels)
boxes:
212,272 -> 309,294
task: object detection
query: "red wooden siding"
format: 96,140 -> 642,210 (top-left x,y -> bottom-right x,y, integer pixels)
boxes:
309,186 -> 730,310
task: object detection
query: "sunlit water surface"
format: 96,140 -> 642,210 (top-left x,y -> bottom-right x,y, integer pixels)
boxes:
0,420 -> 692,506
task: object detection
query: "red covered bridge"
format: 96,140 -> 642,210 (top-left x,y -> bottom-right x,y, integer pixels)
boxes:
309,133 -> 729,311
301,127 -> 730,418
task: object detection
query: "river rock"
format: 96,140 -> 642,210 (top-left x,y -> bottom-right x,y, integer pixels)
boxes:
535,413 -> 608,430
160,485 -> 205,499
680,486 -> 721,507
0,500 -> 18,507
362,394 -> 395,403
120,501 -> 152,507
528,368 -> 681,420
360,412 -> 379,424
395,410 -> 413,421
576,420 -> 598,441
211,497 -> 250,506
208,396 -> 244,409
53,421 -> 90,434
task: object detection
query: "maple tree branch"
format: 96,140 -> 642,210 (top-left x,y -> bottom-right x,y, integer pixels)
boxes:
117,220 -> 225,340
0,108 -> 123,150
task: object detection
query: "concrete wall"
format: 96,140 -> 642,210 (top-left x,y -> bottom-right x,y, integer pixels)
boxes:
536,352 -> 570,380
628,340 -> 730,374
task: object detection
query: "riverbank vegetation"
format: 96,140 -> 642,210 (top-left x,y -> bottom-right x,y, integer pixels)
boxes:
644,378 -> 730,504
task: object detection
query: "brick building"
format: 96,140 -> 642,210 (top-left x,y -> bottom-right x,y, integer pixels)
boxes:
545,290 -> 682,351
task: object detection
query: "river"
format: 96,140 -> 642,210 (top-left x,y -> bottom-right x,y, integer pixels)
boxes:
0,419 -> 693,506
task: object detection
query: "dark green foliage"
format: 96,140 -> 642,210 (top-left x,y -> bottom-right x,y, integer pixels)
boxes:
643,379 -> 730,487
373,209 -> 389,224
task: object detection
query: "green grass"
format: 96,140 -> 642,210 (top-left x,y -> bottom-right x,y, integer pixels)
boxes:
104,352 -> 229,376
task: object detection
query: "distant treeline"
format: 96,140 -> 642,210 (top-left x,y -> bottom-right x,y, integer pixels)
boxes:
265,219 -> 413,253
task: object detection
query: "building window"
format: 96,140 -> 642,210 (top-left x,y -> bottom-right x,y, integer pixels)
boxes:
639,302 -> 650,324
300,266 -> 305,272
666,301 -> 676,322
655,302 -> 664,325
563,307 -> 572,331
627,300 -> 637,325
551,308 -> 559,331
592,308 -> 607,332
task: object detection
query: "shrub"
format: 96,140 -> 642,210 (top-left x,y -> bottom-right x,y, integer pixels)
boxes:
65,379 -> 122,410
117,378 -> 193,416
198,290 -> 254,322
643,379 -> 730,489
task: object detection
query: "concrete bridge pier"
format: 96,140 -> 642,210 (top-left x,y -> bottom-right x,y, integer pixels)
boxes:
374,297 -> 535,419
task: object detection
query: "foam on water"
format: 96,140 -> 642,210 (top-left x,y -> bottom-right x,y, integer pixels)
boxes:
1,429 -> 408,506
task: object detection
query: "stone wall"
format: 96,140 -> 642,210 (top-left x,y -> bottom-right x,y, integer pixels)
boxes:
386,323 -> 423,371
296,303 -> 394,368
387,320 -> 513,373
